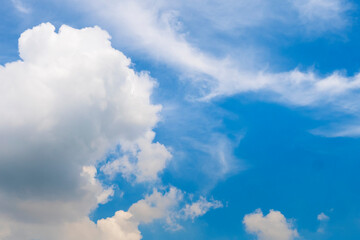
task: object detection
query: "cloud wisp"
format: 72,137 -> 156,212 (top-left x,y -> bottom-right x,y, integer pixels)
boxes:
65,0 -> 360,137
11,0 -> 31,14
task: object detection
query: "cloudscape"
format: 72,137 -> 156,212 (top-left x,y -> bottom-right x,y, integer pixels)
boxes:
1,0 -> 360,239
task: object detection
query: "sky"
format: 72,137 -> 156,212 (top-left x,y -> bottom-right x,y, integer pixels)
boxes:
1,0 -> 360,239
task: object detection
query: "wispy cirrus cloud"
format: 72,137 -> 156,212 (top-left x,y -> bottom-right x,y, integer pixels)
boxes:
11,0 -> 31,14
293,0 -> 352,32
64,0 -> 360,138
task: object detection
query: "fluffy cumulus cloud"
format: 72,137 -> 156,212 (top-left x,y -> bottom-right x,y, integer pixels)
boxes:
128,187 -> 182,224
101,130 -> 172,182
243,209 -> 299,240
0,22 -> 173,239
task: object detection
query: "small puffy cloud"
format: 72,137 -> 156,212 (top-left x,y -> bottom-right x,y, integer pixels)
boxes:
181,197 -> 223,221
243,209 -> 299,240
317,212 -> 330,221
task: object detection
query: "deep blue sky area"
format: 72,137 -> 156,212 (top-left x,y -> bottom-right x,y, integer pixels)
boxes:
2,0 -> 360,239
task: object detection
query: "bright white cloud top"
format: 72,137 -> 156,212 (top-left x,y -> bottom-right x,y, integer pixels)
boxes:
0,22 -> 177,239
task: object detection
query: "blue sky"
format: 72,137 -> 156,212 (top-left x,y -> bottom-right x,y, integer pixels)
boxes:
1,0 -> 360,239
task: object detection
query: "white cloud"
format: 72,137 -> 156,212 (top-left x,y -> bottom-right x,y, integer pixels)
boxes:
0,22 -> 172,238
128,187 -> 183,224
243,209 -> 299,240
95,211 -> 141,240
317,212 -> 330,221
101,131 -> 172,182
126,188 -> 223,231
176,0 -> 351,35
75,0 -> 227,90
181,197 -> 223,221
